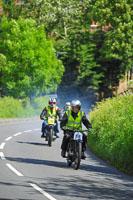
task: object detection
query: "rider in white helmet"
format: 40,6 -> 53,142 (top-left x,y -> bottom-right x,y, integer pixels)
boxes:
60,99 -> 92,159
65,102 -> 71,110
40,98 -> 62,138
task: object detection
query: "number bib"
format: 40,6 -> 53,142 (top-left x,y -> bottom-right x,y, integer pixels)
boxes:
48,118 -> 55,125
74,132 -> 83,141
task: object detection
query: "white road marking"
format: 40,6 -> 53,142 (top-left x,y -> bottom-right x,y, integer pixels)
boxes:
5,136 -> 12,141
0,142 -> 6,149
14,132 -> 22,136
6,163 -> 23,176
0,152 -> 5,160
30,183 -> 57,200
24,130 -> 32,133
34,128 -> 40,131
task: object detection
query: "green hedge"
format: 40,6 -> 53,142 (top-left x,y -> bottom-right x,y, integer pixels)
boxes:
88,94 -> 133,175
0,96 -> 49,118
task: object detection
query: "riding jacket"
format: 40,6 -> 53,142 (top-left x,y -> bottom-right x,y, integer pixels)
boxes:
40,106 -> 62,120
60,109 -> 92,130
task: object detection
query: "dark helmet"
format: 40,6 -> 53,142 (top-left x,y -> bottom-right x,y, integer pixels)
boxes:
71,99 -> 81,113
49,98 -> 56,108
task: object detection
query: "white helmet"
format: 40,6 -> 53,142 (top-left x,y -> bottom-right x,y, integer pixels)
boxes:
49,98 -> 56,108
66,102 -> 71,106
65,102 -> 71,110
71,99 -> 81,113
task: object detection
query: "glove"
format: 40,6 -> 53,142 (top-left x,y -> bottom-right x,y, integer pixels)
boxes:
61,126 -> 67,130
89,128 -> 94,134
40,117 -> 44,120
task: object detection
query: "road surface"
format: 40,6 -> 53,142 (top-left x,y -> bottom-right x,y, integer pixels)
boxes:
0,119 -> 133,200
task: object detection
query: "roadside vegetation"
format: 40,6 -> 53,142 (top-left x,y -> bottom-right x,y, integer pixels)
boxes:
0,96 -> 49,118
0,0 -> 132,98
0,0 -> 132,176
88,94 -> 133,175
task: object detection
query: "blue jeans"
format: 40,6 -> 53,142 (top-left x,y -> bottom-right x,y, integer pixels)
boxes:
41,120 -> 59,134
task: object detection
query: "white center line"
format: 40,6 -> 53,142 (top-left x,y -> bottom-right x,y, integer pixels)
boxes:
0,142 -> 6,150
24,130 -> 32,133
34,128 -> 40,131
5,136 -> 12,141
6,163 -> 23,176
30,183 -> 57,200
14,132 -> 22,136
0,152 -> 5,160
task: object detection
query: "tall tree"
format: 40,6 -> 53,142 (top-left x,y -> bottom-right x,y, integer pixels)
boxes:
90,0 -> 132,72
0,17 -> 64,98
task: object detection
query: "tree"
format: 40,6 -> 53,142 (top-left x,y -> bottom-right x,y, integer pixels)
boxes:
0,17 -> 64,98
1,0 -> 91,37
90,0 -> 132,72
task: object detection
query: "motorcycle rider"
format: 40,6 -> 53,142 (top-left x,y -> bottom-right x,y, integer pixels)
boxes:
60,99 -> 92,159
40,98 -> 62,138
62,102 -> 71,113
65,102 -> 71,111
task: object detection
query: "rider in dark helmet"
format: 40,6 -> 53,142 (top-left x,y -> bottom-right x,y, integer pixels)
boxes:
60,99 -> 92,159
40,98 -> 62,138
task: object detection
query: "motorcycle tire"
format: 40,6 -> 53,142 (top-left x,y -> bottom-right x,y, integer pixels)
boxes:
74,142 -> 82,170
48,129 -> 53,147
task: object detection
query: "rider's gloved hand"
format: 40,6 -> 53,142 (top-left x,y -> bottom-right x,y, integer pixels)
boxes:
40,117 -> 44,120
62,126 -> 67,131
89,128 -> 94,134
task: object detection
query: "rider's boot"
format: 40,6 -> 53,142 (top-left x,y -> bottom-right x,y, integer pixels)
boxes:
81,151 -> 86,159
41,132 -> 46,138
55,134 -> 59,138
61,150 -> 66,158
55,131 -> 59,138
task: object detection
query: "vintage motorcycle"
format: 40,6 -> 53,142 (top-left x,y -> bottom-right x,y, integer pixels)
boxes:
64,129 -> 88,170
45,116 -> 56,147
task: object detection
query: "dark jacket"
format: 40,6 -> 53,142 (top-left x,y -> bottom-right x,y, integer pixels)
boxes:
60,110 -> 92,129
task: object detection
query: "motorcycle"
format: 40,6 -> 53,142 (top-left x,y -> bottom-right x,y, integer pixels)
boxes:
45,117 -> 56,147
65,129 -> 88,170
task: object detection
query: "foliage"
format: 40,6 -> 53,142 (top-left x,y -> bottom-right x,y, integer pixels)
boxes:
1,0 -> 132,98
0,96 -> 49,118
0,17 -> 64,98
0,96 -> 26,118
30,96 -> 49,114
89,94 -> 133,175
2,0 -> 91,36
90,0 -> 133,72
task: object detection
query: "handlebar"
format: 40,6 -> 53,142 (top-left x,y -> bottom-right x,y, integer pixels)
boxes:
62,128 -> 89,133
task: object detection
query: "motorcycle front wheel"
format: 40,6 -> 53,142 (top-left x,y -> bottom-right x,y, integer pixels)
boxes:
48,129 -> 53,147
74,142 -> 82,170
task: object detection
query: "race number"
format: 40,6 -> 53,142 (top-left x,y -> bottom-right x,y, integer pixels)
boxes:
48,118 -> 55,124
74,132 -> 83,141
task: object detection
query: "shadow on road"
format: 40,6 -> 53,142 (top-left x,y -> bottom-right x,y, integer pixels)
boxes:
0,199 -> 32,200
33,175 -> 133,200
17,141 -> 48,146
5,156 -> 131,179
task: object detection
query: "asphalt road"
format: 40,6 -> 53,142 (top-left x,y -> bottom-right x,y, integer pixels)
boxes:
0,119 -> 133,200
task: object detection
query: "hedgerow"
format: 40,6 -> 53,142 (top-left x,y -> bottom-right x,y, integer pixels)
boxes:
0,96 -> 49,118
88,94 -> 133,175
